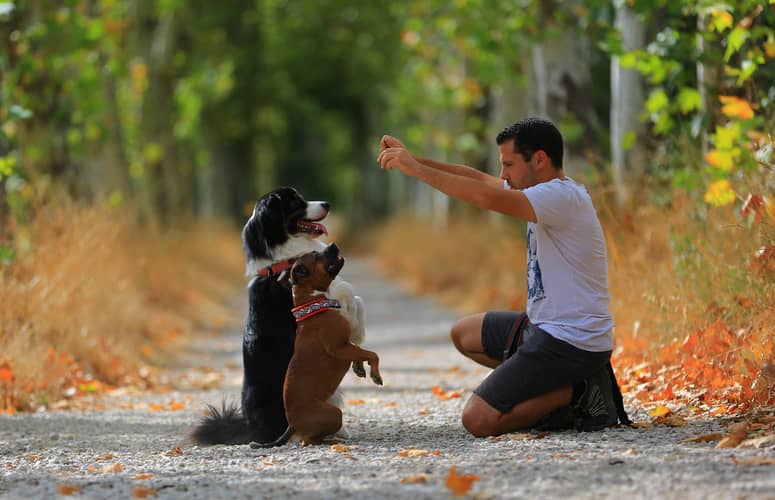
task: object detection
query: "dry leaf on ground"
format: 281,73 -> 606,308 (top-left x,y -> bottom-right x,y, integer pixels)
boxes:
131,487 -> 158,498
445,467 -> 480,497
96,452 -> 114,461
57,484 -> 82,496
330,444 -> 358,453
165,447 -> 183,457
101,463 -> 123,473
681,433 -> 724,444
732,456 -> 775,466
397,448 -> 442,458
132,473 -> 154,480
401,474 -> 430,484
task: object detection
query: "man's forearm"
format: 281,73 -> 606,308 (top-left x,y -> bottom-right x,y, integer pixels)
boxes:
414,156 -> 499,187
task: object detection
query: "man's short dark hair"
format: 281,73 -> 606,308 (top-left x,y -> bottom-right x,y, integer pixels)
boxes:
496,117 -> 564,169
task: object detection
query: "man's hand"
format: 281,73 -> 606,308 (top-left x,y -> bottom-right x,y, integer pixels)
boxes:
377,147 -> 420,175
379,135 -> 406,152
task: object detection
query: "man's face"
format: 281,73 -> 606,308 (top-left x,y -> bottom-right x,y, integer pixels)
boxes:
498,139 -> 539,190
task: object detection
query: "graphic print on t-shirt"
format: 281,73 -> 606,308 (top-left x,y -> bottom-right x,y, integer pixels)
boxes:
526,226 -> 545,302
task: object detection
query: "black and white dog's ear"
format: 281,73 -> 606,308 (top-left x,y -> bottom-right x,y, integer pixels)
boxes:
241,213 -> 268,261
291,264 -> 310,284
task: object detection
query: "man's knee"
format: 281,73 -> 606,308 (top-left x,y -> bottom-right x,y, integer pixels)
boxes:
450,313 -> 485,354
461,395 -> 500,438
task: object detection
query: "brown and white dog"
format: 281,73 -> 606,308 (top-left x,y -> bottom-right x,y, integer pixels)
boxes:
250,244 -> 382,447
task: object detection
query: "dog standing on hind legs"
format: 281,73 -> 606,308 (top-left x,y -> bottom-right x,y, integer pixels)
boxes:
188,187 -> 366,445
251,245 -> 382,448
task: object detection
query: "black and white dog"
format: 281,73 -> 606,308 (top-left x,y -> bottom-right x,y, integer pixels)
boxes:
190,187 -> 364,445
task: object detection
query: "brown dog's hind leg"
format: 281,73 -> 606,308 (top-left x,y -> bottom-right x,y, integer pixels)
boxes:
293,402 -> 343,446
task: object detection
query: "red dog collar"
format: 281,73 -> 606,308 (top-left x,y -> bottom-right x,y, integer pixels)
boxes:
292,297 -> 341,323
256,258 -> 296,278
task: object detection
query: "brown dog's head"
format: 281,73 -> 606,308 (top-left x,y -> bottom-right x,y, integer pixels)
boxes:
290,243 -> 344,291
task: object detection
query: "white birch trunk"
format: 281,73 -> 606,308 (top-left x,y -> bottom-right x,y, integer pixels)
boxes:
610,5 -> 646,206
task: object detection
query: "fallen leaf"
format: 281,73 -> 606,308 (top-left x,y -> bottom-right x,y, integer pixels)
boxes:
681,433 -> 724,444
132,473 -> 154,480
131,487 -> 158,498
401,474 -> 430,484
168,401 -> 185,411
739,434 -> 775,449
398,448 -> 441,458
649,405 -> 671,417
330,444 -> 358,453
654,415 -> 686,427
101,463 -> 123,473
716,436 -> 746,449
27,455 -> 42,462
165,447 -> 183,457
732,456 -> 775,466
632,421 -> 653,429
96,453 -> 114,461
149,404 -> 164,412
418,409 -> 429,416
57,484 -> 82,496
505,432 -> 547,441
445,467 -> 480,497
346,399 -> 366,405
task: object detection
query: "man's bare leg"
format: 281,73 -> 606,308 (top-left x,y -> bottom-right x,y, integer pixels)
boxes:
461,388 -> 572,437
450,313 -> 499,369
451,312 -> 572,437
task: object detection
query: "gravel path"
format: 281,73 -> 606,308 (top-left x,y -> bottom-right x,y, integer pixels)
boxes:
2,258 -> 774,499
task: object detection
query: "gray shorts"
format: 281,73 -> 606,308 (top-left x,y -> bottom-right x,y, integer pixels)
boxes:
473,311 -> 612,413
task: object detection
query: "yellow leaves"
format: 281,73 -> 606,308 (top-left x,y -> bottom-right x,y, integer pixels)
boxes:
705,149 -> 735,171
719,96 -> 755,120
710,9 -> 734,32
704,180 -> 736,207
649,405 -> 671,418
445,467 -> 480,497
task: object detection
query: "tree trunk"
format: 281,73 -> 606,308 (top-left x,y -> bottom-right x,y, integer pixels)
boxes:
610,5 -> 646,206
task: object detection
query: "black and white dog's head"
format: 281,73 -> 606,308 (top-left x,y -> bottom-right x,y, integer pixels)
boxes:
242,187 -> 330,276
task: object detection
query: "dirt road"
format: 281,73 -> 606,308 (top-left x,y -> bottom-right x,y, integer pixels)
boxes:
1,258 -> 774,499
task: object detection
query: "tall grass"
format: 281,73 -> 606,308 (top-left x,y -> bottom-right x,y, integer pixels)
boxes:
0,201 -> 244,411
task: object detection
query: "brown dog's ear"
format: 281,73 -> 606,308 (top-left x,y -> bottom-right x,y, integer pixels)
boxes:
291,263 -> 310,284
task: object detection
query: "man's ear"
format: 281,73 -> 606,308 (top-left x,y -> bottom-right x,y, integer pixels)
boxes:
291,264 -> 310,284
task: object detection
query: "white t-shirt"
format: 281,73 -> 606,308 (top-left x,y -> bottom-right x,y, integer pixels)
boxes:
522,177 -> 614,352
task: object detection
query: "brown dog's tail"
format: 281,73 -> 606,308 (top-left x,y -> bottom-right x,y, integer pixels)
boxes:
249,425 -> 294,448
188,403 -> 260,445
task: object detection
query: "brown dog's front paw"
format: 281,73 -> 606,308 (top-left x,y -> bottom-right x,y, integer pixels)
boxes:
352,361 -> 366,378
371,373 -> 383,386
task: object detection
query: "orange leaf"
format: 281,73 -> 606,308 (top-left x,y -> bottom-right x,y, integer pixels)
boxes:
101,463 -> 123,473
719,95 -> 755,120
330,444 -> 358,453
398,448 -> 433,458
346,399 -> 366,405
57,484 -> 83,496
132,473 -> 154,480
0,362 -> 14,384
149,404 -> 164,412
445,467 -> 480,497
168,401 -> 185,411
165,447 -> 183,457
131,487 -> 158,498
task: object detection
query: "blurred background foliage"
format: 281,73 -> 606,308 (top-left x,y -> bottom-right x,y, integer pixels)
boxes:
1,0 -> 772,233
0,0 -> 774,412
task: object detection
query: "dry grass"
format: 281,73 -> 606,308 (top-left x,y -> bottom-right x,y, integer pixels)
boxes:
0,201 -> 244,411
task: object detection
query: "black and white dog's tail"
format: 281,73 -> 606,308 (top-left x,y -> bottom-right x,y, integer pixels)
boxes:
189,403 -> 259,446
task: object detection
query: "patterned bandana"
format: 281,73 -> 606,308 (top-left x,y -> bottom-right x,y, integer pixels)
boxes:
292,296 -> 341,323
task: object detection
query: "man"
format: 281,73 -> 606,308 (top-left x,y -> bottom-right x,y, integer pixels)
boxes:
377,117 -> 628,437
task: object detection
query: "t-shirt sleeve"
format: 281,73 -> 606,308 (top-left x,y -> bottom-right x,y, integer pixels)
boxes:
522,181 -> 578,227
